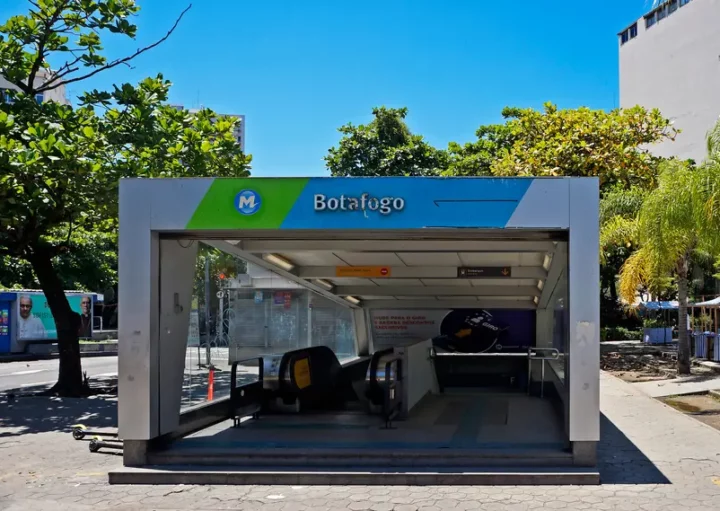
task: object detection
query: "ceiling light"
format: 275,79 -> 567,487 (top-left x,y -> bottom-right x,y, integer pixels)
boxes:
533,296 -> 539,305
537,279 -> 544,291
542,254 -> 553,271
315,279 -> 334,290
345,296 -> 361,305
263,253 -> 295,271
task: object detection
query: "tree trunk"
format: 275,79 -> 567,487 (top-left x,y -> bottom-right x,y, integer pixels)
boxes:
27,243 -> 84,396
677,261 -> 691,375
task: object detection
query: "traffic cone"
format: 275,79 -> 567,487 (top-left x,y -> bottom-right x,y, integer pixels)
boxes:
207,367 -> 214,401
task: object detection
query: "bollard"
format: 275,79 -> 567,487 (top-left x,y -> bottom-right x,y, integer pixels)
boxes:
207,367 -> 214,401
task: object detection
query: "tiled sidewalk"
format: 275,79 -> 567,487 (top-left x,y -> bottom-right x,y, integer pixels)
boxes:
1,372 -> 720,510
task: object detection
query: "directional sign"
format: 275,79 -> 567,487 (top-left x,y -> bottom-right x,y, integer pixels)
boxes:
335,266 -> 392,278
457,266 -> 512,278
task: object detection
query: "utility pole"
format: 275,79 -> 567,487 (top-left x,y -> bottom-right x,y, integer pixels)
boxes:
204,256 -> 211,366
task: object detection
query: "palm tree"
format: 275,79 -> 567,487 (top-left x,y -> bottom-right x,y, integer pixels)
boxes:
602,156 -> 720,374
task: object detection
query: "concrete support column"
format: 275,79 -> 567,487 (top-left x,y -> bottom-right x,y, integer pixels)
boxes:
568,179 -> 601,445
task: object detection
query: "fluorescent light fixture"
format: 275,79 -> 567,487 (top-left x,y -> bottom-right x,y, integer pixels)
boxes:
537,279 -> 544,291
542,253 -> 553,271
315,279 -> 334,290
533,296 -> 539,305
345,296 -> 361,305
263,253 -> 295,271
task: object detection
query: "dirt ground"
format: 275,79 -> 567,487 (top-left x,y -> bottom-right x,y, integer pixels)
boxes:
601,349 -> 718,383
602,351 -> 678,382
661,393 -> 720,431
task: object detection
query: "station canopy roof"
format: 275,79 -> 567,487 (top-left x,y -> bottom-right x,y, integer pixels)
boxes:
209,231 -> 567,310
693,297 -> 720,308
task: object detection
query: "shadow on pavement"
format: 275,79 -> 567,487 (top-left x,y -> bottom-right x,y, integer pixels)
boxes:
598,413 -> 670,484
0,391 -> 117,438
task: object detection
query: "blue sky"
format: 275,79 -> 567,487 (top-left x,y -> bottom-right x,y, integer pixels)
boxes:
1,0 -> 652,176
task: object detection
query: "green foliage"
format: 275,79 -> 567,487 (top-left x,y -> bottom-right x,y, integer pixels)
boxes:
488,103 -> 678,189
600,326 -> 642,342
325,107 -> 447,177
0,0 -> 251,272
0,228 -> 117,292
0,0 -> 250,393
601,154 -> 720,373
444,120 -> 515,177
642,317 -> 667,329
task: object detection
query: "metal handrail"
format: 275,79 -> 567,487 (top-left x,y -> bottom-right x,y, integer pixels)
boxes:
229,357 -> 264,427
381,355 -> 403,429
230,357 -> 264,390
428,346 -> 561,399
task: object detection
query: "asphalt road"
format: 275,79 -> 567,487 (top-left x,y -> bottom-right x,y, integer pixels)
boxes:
0,356 -> 118,392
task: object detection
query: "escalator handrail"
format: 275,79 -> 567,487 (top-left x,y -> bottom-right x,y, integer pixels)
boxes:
230,357 -> 264,393
381,355 -> 403,423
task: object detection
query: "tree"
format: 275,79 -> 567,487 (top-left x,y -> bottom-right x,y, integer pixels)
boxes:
598,185 -> 648,326
487,103 -> 678,189
443,119 -> 515,177
0,1 -> 251,395
0,228 -> 117,292
601,159 -> 720,374
325,106 -> 447,177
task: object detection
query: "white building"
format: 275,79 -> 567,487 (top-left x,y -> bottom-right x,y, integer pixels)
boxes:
618,0 -> 720,163
0,69 -> 69,105
171,105 -> 246,153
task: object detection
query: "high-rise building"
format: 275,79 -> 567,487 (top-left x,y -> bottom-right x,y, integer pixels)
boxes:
171,105 -> 246,153
618,0 -> 720,162
0,69 -> 70,105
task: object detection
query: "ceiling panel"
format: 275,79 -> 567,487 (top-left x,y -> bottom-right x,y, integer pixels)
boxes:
278,251 -> 346,266
395,252 -> 462,266
372,278 -> 425,286
334,252 -> 405,266
420,278 -> 472,287
395,296 -> 438,300
458,252 -> 524,266
469,278 -> 539,287
488,296 -> 535,301
328,277 -> 379,286
519,253 -> 546,266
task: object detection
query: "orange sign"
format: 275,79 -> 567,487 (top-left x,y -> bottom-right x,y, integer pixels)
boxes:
335,266 -> 392,278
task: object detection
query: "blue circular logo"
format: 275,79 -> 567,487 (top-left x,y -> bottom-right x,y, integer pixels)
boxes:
235,189 -> 261,215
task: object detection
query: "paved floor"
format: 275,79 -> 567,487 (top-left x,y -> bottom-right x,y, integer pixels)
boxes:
1,372 -> 720,510
180,392 -> 566,451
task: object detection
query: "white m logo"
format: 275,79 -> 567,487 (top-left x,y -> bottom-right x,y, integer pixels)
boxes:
238,195 -> 256,209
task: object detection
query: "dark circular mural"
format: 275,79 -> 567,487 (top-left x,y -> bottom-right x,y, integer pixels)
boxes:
434,309 -> 509,353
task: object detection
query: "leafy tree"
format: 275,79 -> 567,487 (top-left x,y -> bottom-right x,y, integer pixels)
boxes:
325,106 -> 447,177
0,1 -> 251,395
601,159 -> 720,374
598,185 -> 648,328
0,229 -> 117,292
488,103 -> 678,189
444,120 -> 515,177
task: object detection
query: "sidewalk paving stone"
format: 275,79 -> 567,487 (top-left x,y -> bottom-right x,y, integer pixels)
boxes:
632,373 -> 720,397
1,372 -> 720,510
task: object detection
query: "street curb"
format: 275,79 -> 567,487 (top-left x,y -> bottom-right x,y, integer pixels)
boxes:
0,351 -> 117,363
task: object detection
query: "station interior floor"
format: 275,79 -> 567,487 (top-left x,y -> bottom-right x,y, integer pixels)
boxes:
166,390 -> 567,456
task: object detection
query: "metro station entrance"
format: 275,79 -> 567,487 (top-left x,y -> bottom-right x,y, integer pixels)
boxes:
113,177 -> 600,485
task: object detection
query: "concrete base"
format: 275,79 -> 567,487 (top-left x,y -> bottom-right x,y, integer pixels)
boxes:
123,439 -> 151,466
572,441 -> 597,467
109,466 -> 601,486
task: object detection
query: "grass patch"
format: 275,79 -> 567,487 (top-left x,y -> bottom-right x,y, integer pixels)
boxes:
663,398 -> 701,413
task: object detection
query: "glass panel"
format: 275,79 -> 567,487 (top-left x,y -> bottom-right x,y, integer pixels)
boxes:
181,243 -> 358,411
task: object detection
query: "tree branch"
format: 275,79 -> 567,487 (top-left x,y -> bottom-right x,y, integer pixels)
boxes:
37,4 -> 192,94
26,0 -> 72,95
